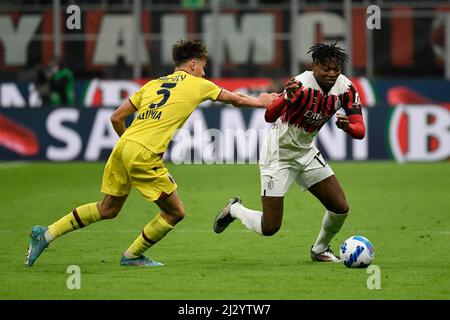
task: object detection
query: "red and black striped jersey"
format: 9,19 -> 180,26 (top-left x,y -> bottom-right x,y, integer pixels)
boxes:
281,71 -> 362,133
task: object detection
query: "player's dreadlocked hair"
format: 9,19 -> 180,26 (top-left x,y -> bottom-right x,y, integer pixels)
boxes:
172,39 -> 208,66
307,42 -> 349,65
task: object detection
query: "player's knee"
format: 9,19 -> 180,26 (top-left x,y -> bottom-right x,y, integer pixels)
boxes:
331,202 -> 349,215
261,224 -> 281,236
100,206 -> 120,219
171,205 -> 186,222
174,211 -> 185,222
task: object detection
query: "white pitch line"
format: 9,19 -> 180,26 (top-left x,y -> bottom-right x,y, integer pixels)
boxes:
4,229 -> 450,234
76,229 -> 268,233
0,161 -> 29,170
6,229 -> 284,234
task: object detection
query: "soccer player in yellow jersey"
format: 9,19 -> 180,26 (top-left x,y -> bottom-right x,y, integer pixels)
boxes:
25,40 -> 277,267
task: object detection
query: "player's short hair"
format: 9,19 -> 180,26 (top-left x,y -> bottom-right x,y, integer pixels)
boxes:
172,40 -> 208,66
308,42 -> 349,65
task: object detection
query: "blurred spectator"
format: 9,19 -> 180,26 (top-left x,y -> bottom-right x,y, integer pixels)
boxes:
35,63 -> 52,106
105,56 -> 132,79
267,77 -> 287,94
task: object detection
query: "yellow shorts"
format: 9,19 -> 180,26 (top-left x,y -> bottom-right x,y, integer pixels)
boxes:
101,138 -> 177,202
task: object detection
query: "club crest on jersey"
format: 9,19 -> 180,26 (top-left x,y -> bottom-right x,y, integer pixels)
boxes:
267,177 -> 274,190
168,174 -> 176,184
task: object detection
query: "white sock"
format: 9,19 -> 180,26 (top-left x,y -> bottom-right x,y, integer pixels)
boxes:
230,203 -> 263,235
312,210 -> 348,253
44,229 -> 54,244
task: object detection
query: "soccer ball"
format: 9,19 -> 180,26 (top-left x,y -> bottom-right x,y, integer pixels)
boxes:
340,235 -> 374,268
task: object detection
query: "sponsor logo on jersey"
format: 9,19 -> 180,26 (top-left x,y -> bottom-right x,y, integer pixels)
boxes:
304,109 -> 323,121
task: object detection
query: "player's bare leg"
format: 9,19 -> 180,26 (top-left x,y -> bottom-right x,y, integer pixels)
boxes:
121,190 -> 185,267
26,194 -> 127,267
308,175 -> 349,262
260,196 -> 284,235
154,190 -> 186,226
98,194 -> 128,219
214,195 -> 284,236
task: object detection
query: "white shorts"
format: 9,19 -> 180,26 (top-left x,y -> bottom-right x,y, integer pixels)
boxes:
260,147 -> 334,197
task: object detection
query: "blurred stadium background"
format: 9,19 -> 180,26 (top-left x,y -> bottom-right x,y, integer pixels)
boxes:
0,0 -> 449,162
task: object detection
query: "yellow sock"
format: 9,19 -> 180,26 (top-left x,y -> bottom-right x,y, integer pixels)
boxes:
125,213 -> 174,258
48,202 -> 101,239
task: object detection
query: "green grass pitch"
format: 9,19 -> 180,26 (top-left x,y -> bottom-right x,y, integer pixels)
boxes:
0,161 -> 449,300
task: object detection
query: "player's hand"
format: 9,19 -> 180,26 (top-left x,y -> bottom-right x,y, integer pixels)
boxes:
283,78 -> 300,101
258,92 -> 279,107
335,113 -> 349,131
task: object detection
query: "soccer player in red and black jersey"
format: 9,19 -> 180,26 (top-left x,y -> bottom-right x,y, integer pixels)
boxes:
214,43 -> 366,262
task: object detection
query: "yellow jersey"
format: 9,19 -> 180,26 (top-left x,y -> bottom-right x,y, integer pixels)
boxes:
122,70 -> 222,154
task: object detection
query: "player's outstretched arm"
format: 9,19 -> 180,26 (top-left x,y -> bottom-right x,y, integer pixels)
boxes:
216,88 -> 278,108
264,78 -> 301,123
265,96 -> 287,123
111,99 -> 138,137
